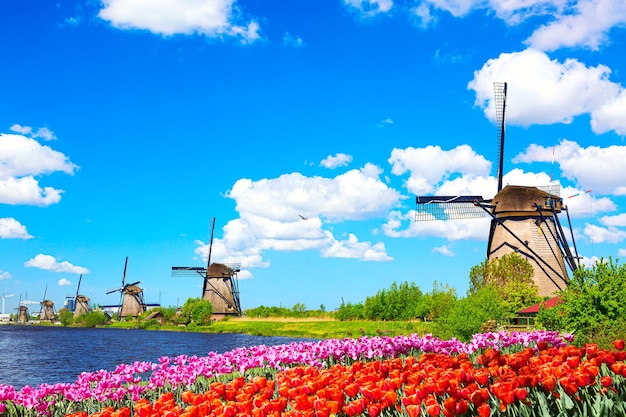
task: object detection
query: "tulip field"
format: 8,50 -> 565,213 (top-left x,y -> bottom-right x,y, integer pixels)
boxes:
1,331 -> 626,417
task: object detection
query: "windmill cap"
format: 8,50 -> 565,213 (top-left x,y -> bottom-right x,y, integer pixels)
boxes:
492,185 -> 562,214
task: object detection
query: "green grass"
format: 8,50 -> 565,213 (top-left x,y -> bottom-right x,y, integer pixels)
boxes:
189,318 -> 432,339
98,317 -> 432,339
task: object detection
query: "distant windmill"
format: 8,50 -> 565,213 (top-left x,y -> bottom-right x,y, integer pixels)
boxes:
172,218 -> 242,318
15,294 -> 39,323
74,274 -> 91,317
415,82 -> 580,297
106,257 -> 146,319
1,294 -> 14,315
39,284 -> 57,321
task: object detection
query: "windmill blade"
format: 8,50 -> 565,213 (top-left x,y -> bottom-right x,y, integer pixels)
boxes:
207,217 -> 216,270
76,274 -> 83,298
122,256 -> 129,286
494,81 -> 507,192
125,281 -> 140,288
106,287 -> 123,294
42,284 -> 48,302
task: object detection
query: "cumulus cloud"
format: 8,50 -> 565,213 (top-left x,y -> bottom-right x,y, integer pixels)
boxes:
58,278 -> 72,286
24,254 -> 90,274
0,133 -> 78,206
219,165 -> 401,266
10,124 -> 56,141
342,0 -> 393,17
600,213 -> 626,227
98,0 -> 261,43
468,49 -> 619,128
228,164 -> 400,222
0,218 -> 33,239
388,144 -> 492,195
513,139 -> 626,195
412,0 -> 626,53
583,223 -> 626,244
591,89 -> 626,136
320,153 -> 353,169
0,271 -> 11,280
433,244 -> 454,256
321,233 -> 392,261
525,0 -> 626,51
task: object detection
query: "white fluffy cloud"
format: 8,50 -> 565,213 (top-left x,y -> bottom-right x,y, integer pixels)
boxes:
0,133 -> 78,206
388,144 -> 492,195
0,218 -> 33,239
583,223 -> 626,244
513,139 -> 626,195
0,271 -> 11,280
468,49 -> 619,127
218,165 -> 401,267
98,0 -> 260,43
343,0 -> 393,17
591,90 -> 626,136
58,278 -> 72,286
24,254 -> 90,274
413,0 -> 625,53
525,0 -> 626,51
320,153 -> 353,169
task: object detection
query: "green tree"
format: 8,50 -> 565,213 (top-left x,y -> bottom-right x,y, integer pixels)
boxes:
437,285 -> 505,341
363,281 -> 424,321
420,281 -> 457,322
537,257 -> 626,346
76,311 -> 109,327
469,253 -> 541,317
335,302 -> 365,321
180,297 -> 214,325
57,308 -> 74,326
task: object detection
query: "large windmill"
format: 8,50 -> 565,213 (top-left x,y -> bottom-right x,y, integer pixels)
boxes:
39,284 -> 57,321
172,218 -> 242,319
106,257 -> 146,319
415,82 -> 580,297
74,274 -> 91,317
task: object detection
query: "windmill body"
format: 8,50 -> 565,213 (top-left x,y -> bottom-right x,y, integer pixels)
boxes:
17,305 -> 29,323
204,263 -> 241,316
485,185 -> 571,297
40,300 -> 56,321
39,285 -> 56,321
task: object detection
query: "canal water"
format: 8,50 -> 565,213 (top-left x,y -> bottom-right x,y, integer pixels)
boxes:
0,325 -> 315,388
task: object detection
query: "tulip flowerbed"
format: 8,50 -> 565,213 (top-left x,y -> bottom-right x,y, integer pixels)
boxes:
2,331 -> 626,417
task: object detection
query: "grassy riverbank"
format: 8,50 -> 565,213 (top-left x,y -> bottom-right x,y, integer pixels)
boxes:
107,317 -> 433,339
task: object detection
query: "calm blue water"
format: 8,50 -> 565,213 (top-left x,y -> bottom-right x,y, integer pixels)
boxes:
0,325 -> 315,389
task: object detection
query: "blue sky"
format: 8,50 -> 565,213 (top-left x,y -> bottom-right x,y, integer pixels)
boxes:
1,0 -> 626,314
